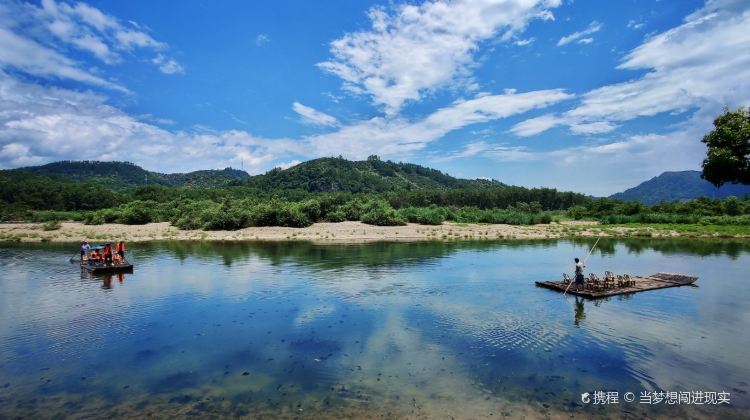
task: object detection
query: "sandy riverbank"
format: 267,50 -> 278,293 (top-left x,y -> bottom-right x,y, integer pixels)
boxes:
2,220 -> 745,243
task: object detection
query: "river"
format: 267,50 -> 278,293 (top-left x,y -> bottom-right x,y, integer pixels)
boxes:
0,239 -> 748,418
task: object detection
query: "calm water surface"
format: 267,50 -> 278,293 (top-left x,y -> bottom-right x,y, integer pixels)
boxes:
0,239 -> 748,418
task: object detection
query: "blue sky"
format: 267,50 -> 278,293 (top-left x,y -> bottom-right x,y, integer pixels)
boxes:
1,0 -> 748,195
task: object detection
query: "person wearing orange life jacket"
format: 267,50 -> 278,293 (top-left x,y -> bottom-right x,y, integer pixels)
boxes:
103,243 -> 113,265
116,241 -> 126,262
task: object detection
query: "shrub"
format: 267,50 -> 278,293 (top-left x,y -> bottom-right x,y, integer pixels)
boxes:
42,220 -> 61,231
397,207 -> 446,225
567,205 -> 587,220
360,200 -> 405,226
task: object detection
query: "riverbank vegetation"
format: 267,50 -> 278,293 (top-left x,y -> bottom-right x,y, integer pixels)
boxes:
2,157 -> 749,232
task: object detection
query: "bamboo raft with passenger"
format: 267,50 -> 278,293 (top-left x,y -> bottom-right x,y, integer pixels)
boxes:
536,272 -> 698,299
76,242 -> 133,274
81,258 -> 133,274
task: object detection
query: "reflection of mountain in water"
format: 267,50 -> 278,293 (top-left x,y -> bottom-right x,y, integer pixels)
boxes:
134,240 -> 559,269
564,238 -> 750,260
133,238 -> 750,267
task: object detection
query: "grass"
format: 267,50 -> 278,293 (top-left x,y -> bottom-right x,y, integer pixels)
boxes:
607,223 -> 750,237
42,220 -> 62,231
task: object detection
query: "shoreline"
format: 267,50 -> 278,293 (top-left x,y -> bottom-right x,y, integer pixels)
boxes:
1,221 -> 748,243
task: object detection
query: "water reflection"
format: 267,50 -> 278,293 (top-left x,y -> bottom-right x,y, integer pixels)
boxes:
80,268 -> 130,290
574,296 -> 586,326
0,238 -> 748,418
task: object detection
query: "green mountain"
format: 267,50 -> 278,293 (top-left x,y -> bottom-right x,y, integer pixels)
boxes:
241,156 -> 505,193
610,170 -> 750,204
4,160 -> 249,189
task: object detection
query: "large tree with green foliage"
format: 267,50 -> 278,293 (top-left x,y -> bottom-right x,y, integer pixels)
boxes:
701,107 -> 750,187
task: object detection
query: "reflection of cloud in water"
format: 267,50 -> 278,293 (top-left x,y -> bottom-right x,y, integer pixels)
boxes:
422,300 -> 568,352
293,304 -> 335,327
584,290 -> 750,400
336,309 -> 547,418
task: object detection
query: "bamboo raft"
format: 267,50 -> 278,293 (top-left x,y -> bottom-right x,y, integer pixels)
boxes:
536,272 -> 698,299
81,258 -> 133,274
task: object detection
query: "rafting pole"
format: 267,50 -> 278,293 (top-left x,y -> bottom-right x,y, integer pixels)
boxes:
563,237 -> 601,296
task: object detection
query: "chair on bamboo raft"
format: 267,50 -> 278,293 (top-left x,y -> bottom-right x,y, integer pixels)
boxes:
587,273 -> 602,291
623,274 -> 635,287
603,271 -> 616,289
562,273 -> 572,284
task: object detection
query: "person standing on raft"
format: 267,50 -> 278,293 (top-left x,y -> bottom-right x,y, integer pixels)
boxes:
574,257 -> 585,290
80,241 -> 90,261
103,243 -> 113,266
116,241 -> 125,262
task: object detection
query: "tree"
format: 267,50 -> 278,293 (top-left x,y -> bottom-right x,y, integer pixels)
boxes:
701,107 -> 750,187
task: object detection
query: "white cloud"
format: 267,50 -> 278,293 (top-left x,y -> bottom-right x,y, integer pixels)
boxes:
71,34 -> 119,64
0,27 -> 128,92
307,89 -> 573,159
276,160 -> 301,170
1,0 -> 180,77
0,65 -> 570,171
0,71 -> 297,172
114,29 -> 165,50
513,0 -> 750,143
576,37 -> 593,45
515,37 -> 535,46
568,121 -> 618,134
292,102 -> 339,127
557,20 -> 602,46
511,113 -> 617,137
318,0 -> 562,115
510,114 -> 563,136
626,20 -> 644,30
566,1 -> 750,125
152,54 -> 184,74
255,33 -> 270,46
437,140 -> 535,162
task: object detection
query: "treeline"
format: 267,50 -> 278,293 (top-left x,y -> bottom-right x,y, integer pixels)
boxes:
0,173 -> 120,214
3,169 -> 750,230
384,187 -> 586,210
79,196 -> 553,229
567,196 -> 750,225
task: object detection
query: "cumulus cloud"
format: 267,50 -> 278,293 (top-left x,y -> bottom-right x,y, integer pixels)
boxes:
0,66 -> 570,171
318,0 -> 562,115
306,89 -> 573,159
0,71 -> 296,172
292,102 -> 339,127
557,20 -> 602,46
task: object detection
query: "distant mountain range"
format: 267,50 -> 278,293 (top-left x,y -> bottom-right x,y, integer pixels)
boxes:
241,157 -> 505,193
3,160 -> 249,189
1,157 -> 505,192
10,161 -> 746,204
610,171 -> 750,204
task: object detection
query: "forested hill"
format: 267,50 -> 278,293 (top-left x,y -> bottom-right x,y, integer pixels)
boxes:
610,170 -> 750,205
240,156 -> 505,193
3,161 -> 249,189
